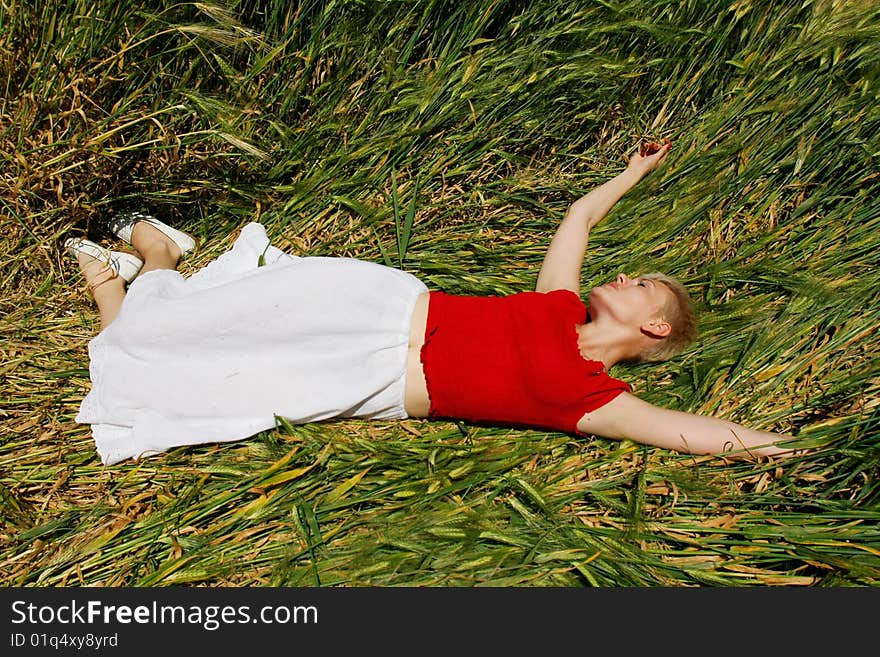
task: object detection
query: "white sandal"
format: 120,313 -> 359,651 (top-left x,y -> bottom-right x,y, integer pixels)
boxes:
65,237 -> 144,284
108,210 -> 196,256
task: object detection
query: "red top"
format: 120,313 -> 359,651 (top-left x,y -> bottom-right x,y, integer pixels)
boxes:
419,288 -> 631,435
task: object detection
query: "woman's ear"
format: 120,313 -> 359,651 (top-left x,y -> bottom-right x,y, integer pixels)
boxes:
641,318 -> 672,339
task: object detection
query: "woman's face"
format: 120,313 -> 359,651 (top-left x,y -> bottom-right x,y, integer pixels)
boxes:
588,273 -> 670,329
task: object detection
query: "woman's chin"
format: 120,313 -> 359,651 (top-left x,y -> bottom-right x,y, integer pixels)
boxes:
587,287 -> 609,311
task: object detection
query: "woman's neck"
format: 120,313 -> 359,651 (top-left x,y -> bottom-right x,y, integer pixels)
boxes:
575,321 -> 633,369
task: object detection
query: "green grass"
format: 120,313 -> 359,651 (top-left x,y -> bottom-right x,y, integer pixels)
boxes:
1,0 -> 878,587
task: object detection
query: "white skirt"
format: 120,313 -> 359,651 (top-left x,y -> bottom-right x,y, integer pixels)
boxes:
76,222 -> 429,465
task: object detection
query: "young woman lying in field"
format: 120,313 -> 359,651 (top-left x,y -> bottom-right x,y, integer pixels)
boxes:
66,139 -> 799,465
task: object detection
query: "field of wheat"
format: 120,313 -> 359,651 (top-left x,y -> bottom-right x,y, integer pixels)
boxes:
1,0 -> 878,587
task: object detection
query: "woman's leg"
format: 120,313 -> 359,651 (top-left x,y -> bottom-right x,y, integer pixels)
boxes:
131,221 -> 182,275
79,221 -> 183,329
78,256 -> 127,330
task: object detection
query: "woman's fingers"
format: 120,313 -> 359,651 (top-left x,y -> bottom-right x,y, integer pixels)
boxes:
641,138 -> 672,157
630,139 -> 672,174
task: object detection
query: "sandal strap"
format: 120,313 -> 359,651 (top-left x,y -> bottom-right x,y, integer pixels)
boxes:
65,237 -> 143,283
109,211 -> 196,255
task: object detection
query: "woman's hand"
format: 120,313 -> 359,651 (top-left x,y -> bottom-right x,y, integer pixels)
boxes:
627,138 -> 672,178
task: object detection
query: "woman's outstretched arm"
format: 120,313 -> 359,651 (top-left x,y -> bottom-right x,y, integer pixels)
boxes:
535,140 -> 672,295
576,392 -> 799,460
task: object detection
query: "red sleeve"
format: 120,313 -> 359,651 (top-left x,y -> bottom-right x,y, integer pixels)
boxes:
544,288 -> 588,320
570,376 -> 630,436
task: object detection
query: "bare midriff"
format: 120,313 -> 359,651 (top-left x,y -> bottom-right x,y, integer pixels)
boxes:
404,292 -> 431,418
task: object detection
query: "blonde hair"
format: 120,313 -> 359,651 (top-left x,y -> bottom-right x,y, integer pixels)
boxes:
636,272 -> 698,362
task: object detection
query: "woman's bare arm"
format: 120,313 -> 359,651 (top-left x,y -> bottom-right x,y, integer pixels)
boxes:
576,392 -> 799,459
535,140 -> 672,295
